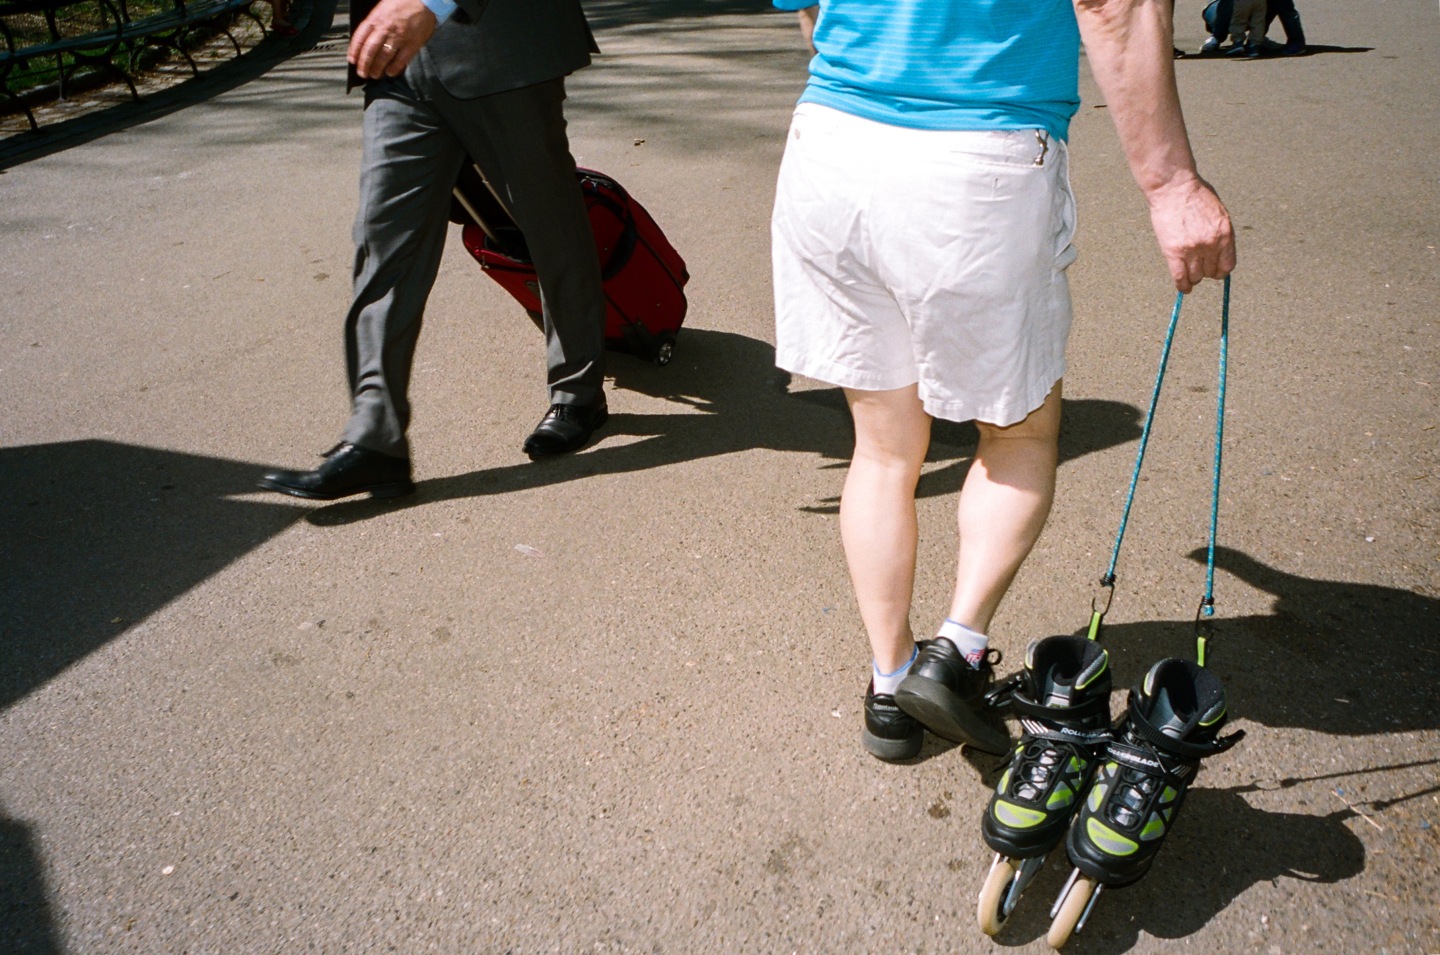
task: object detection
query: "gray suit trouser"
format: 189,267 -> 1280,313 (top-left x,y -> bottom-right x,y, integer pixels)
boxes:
342,65 -> 606,459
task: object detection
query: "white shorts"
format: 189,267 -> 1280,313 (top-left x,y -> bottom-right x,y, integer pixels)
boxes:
771,104 -> 1078,426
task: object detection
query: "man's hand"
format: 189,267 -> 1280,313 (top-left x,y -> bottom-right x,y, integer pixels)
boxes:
349,0 -> 437,81
1147,175 -> 1236,294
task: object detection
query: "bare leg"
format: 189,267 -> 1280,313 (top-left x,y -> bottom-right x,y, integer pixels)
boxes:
841,385 -> 932,673
947,382 -> 1063,634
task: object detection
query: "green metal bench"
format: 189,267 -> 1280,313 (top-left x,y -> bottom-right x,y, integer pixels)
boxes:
0,0 -> 266,130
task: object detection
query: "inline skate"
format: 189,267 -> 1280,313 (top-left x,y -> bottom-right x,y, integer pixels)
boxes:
976,634 -> 1113,935
1045,657 -> 1244,948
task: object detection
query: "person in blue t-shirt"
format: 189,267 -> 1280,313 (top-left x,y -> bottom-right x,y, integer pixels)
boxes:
770,0 -> 1235,762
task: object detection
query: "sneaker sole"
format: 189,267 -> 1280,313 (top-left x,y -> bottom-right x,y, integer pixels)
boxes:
862,726 -> 923,762
894,676 -> 1010,755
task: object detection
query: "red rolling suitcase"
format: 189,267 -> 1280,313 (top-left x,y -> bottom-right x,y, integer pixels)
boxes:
454,165 -> 689,365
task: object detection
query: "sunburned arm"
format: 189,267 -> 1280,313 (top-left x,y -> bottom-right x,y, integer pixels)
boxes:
1074,0 -> 1236,292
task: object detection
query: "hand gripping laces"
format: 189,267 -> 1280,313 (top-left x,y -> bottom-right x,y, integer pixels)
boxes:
1087,277 -> 1232,667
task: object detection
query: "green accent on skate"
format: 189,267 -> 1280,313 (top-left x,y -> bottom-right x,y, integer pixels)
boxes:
1086,818 -> 1139,856
1161,786 -> 1177,804
994,800 -> 1046,829
1075,650 -> 1107,689
1140,814 -> 1166,840
1047,782 -> 1075,810
1200,704 -> 1227,726
1069,756 -> 1082,774
997,768 -> 1012,795
1088,781 -> 1108,812
1086,611 -> 1102,642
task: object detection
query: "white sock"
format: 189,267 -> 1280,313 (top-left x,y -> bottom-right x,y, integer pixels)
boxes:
872,645 -> 918,696
937,618 -> 988,668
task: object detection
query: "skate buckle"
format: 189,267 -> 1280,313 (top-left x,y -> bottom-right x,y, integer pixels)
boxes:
1194,596 -> 1216,666
984,672 -> 1024,713
1088,576 -> 1116,641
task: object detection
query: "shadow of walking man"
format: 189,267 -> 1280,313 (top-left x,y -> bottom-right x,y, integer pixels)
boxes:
306,328 -> 1144,524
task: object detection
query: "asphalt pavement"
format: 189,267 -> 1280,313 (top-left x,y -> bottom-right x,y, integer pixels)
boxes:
2,0 -> 1437,952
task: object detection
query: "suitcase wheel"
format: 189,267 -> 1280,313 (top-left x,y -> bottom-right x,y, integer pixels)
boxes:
653,333 -> 676,366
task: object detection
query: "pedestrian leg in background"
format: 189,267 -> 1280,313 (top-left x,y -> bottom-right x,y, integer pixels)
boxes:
442,77 -> 609,456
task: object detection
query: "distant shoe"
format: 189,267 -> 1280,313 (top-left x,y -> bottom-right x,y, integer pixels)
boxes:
1225,42 -> 1259,57
1282,42 -> 1307,55
1198,36 -> 1221,54
894,639 -> 1010,755
258,442 -> 414,500
863,681 -> 923,762
523,399 -> 608,457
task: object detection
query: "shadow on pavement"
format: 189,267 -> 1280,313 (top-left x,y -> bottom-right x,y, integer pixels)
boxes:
1079,546 -> 1440,737
305,328 -> 1145,524
986,779 -> 1370,951
977,548 -> 1438,943
0,811 -> 62,955
0,440 -> 305,711
1178,44 -> 1374,60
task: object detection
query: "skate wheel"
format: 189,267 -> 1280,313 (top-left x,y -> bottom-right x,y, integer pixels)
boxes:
1046,873 -> 1097,949
977,856 -> 1018,936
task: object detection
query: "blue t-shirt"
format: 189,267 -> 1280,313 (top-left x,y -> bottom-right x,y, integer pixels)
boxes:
773,0 -> 1081,140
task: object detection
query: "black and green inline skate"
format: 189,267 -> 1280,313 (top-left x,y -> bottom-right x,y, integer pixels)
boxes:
976,634 -> 1113,936
1044,657 -> 1244,948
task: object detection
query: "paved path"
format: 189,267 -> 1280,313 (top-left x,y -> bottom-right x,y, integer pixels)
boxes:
2,1 -> 1437,952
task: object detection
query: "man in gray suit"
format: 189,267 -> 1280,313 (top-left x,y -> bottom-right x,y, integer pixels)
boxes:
259,0 -> 609,501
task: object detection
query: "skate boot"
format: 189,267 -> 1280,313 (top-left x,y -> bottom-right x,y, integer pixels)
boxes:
976,635 -> 1113,936
1045,658 -> 1244,948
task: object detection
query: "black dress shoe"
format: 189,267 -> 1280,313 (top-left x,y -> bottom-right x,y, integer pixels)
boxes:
257,442 -> 415,501
522,399 -> 608,457
894,639 -> 1010,755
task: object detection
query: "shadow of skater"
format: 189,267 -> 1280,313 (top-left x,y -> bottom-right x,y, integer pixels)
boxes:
0,808 -> 63,955
0,440 -> 307,711
306,328 -> 1144,525
985,780 -> 1370,952
1083,546 -> 1440,737
974,551 -> 1438,945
